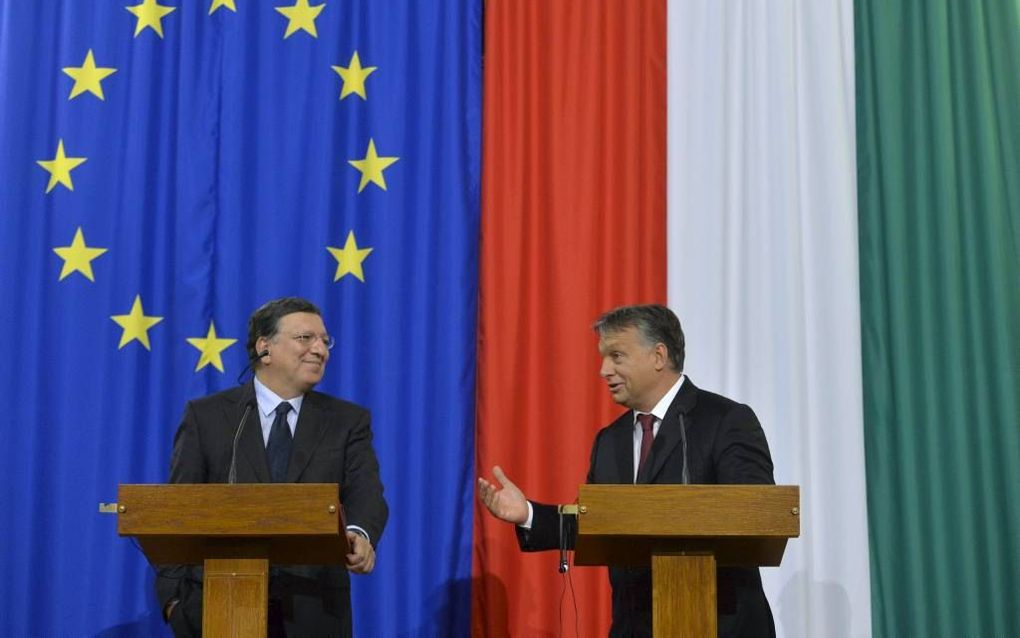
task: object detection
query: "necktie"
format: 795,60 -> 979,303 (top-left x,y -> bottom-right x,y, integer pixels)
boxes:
636,413 -> 656,478
266,402 -> 293,483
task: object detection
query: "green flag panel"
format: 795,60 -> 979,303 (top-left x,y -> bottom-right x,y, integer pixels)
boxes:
856,0 -> 1020,635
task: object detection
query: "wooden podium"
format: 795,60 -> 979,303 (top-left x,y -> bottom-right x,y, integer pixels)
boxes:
574,485 -> 800,637
116,483 -> 350,637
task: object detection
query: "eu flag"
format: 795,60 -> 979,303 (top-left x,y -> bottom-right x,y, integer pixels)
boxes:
0,1 -> 481,634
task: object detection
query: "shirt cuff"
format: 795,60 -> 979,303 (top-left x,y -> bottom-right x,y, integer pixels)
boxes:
346,525 -> 371,544
517,501 -> 534,530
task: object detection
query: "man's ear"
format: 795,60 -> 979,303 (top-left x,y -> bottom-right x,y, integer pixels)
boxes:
654,343 -> 669,371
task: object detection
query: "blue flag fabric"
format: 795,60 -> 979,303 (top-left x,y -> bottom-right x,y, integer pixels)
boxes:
0,1 -> 480,635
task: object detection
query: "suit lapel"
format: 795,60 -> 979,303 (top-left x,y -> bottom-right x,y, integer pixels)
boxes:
610,414 -> 635,484
233,382 -> 271,483
286,393 -> 328,482
640,377 -> 699,484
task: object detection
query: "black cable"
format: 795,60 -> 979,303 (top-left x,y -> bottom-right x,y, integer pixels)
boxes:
566,552 -> 579,638
559,567 -> 568,637
557,505 -> 581,637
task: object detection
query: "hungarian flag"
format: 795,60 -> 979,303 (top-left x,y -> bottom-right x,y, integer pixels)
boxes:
473,1 -> 1020,637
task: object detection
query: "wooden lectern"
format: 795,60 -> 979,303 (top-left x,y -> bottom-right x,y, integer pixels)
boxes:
574,485 -> 800,637
117,483 -> 350,637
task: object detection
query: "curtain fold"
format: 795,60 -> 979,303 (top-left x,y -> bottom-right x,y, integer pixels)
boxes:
0,2 -> 481,635
856,0 -> 1020,634
667,2 -> 871,636
473,1 -> 666,635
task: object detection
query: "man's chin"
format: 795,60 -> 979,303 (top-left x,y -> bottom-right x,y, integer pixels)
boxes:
299,374 -> 324,390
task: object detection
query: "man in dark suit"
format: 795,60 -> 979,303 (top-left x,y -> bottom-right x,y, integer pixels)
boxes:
478,304 -> 775,637
157,297 -> 388,637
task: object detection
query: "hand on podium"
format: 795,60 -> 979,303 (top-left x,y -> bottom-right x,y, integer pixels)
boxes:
477,465 -> 529,525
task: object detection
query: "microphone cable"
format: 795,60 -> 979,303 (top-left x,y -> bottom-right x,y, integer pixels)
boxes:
557,503 -> 581,638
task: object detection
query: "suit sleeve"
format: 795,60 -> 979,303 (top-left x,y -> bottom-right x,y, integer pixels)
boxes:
713,403 -> 775,485
514,501 -> 579,552
168,402 -> 209,484
155,403 -> 206,615
515,427 -> 606,552
340,410 -> 388,546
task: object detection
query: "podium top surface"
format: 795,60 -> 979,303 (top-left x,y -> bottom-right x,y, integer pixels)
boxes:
574,484 -> 800,567
117,483 -> 350,564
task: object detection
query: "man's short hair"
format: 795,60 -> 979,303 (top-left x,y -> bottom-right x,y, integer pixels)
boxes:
246,297 -> 322,363
593,304 -> 685,372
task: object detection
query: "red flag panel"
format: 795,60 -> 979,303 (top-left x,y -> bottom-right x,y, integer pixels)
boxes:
474,1 -> 666,635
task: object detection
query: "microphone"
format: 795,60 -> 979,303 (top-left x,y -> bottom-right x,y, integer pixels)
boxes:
227,401 -> 254,484
556,504 -> 578,573
558,508 -> 568,573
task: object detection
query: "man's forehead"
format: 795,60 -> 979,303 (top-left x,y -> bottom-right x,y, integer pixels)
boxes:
278,312 -> 325,331
598,326 -> 639,350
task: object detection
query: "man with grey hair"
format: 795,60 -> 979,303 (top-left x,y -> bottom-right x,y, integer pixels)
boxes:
478,303 -> 776,637
157,297 -> 388,637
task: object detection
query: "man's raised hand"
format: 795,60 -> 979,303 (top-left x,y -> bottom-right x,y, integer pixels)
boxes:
477,465 -> 529,525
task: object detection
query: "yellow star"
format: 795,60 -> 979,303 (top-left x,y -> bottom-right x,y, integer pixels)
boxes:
63,50 -> 117,100
36,140 -> 87,194
326,231 -> 373,282
186,321 -> 238,372
126,0 -> 177,38
348,139 -> 399,193
53,227 -> 108,282
331,51 -> 377,100
111,295 -> 164,350
209,0 -> 236,14
275,0 -> 325,39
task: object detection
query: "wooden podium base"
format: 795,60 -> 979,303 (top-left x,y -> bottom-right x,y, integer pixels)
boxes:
652,553 -> 717,637
116,484 -> 352,638
203,557 -> 269,637
573,485 -> 799,638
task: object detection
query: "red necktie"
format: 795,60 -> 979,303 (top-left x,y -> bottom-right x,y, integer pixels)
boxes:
636,413 -> 656,477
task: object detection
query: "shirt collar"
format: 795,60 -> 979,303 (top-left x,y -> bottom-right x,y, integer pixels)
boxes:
633,374 -> 685,424
253,375 -> 305,419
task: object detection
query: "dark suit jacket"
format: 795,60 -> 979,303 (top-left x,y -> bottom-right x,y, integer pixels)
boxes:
518,377 -> 776,638
155,381 -> 388,637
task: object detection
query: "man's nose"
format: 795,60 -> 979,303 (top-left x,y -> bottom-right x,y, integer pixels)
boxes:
599,359 -> 612,378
